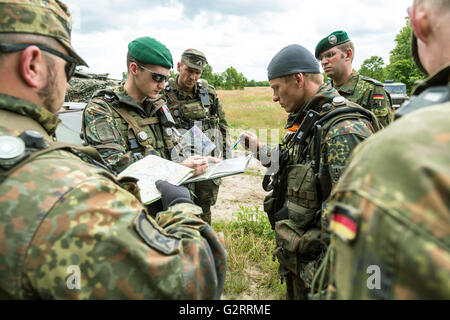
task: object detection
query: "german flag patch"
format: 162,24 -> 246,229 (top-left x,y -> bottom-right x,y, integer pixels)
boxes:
330,204 -> 360,243
373,94 -> 385,100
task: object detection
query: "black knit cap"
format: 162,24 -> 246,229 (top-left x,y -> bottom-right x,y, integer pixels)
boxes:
267,44 -> 320,81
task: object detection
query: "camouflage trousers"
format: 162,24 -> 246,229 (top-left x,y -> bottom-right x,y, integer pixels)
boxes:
192,178 -> 221,224
285,272 -> 308,300
274,220 -> 328,300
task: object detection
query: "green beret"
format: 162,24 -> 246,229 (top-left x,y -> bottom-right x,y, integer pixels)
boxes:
315,31 -> 351,59
128,37 -> 173,69
0,0 -> 88,67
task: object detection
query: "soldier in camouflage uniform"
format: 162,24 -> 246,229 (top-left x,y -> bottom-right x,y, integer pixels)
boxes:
163,49 -> 230,224
322,0 -> 449,300
82,38 -> 209,177
315,31 -> 394,128
239,44 -> 381,300
0,0 -> 226,299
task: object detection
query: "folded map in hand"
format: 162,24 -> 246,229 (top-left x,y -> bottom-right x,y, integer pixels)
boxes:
118,155 -> 194,204
183,154 -> 253,184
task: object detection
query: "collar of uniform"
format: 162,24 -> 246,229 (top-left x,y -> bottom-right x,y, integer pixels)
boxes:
411,63 -> 450,96
0,93 -> 61,136
333,70 -> 359,95
112,84 -> 146,113
307,83 -> 340,113
288,84 -> 339,127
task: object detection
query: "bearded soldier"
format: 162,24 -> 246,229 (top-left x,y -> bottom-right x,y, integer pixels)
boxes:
0,0 -> 226,299
163,49 -> 230,224
315,31 -> 394,128
323,0 -> 450,300
239,44 -> 381,299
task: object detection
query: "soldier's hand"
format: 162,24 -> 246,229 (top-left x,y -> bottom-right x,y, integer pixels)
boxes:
155,180 -> 193,211
207,156 -> 222,164
181,155 -> 209,176
239,131 -> 261,154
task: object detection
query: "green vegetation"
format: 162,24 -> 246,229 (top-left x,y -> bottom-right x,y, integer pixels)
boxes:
359,17 -> 425,94
212,206 -> 286,300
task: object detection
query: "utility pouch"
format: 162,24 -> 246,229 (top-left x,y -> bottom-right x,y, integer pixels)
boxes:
274,219 -> 304,275
181,102 -> 206,120
274,220 -> 326,282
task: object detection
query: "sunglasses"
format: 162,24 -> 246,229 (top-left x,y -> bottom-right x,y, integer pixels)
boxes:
136,63 -> 169,83
318,51 -> 337,62
0,42 -> 78,81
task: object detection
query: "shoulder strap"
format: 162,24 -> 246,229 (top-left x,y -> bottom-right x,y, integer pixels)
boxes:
360,75 -> 383,86
82,89 -> 119,141
0,141 -> 114,184
317,103 -> 382,133
396,85 -> 450,119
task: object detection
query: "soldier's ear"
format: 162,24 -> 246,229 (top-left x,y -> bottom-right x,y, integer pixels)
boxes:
177,62 -> 181,72
345,48 -> 353,62
295,73 -> 305,88
129,62 -> 139,75
20,46 -> 45,89
409,3 -> 430,44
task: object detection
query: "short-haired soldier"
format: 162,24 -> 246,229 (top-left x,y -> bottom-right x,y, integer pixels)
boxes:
239,44 -> 381,299
0,0 -> 226,300
316,31 -> 394,128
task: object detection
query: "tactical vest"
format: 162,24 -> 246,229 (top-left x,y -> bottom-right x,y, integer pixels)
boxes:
0,111 -> 122,299
264,97 -> 381,230
85,90 -> 174,160
164,78 -> 220,132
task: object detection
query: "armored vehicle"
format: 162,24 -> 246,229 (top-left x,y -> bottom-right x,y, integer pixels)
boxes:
57,71 -> 120,146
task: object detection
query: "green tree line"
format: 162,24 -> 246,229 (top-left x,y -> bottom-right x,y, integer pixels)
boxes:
358,17 -> 424,94
170,65 -> 252,90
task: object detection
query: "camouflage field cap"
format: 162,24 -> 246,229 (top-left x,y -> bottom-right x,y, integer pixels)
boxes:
181,48 -> 208,70
0,0 -> 88,66
315,30 -> 351,59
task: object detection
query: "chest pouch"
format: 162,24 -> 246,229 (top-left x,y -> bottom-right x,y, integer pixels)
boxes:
181,102 -> 206,120
285,162 -> 320,229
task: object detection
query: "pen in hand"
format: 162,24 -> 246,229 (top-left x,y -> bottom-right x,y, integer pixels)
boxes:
230,136 -> 244,151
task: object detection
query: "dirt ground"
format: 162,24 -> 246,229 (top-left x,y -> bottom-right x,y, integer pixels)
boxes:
211,151 -> 270,222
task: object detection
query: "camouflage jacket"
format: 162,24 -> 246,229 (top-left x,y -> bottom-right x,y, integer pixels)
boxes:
0,94 -> 226,299
326,64 -> 450,299
267,84 -> 380,290
83,85 -> 174,173
332,70 -> 393,128
163,77 -> 230,158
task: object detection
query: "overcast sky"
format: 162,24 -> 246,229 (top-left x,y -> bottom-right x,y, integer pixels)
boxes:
64,0 -> 412,81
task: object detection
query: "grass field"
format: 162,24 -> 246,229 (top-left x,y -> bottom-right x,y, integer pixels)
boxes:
217,87 -> 288,145
212,206 -> 286,300
213,87 -> 288,300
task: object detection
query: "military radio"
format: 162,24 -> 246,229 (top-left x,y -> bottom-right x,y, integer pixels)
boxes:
293,110 -> 321,146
